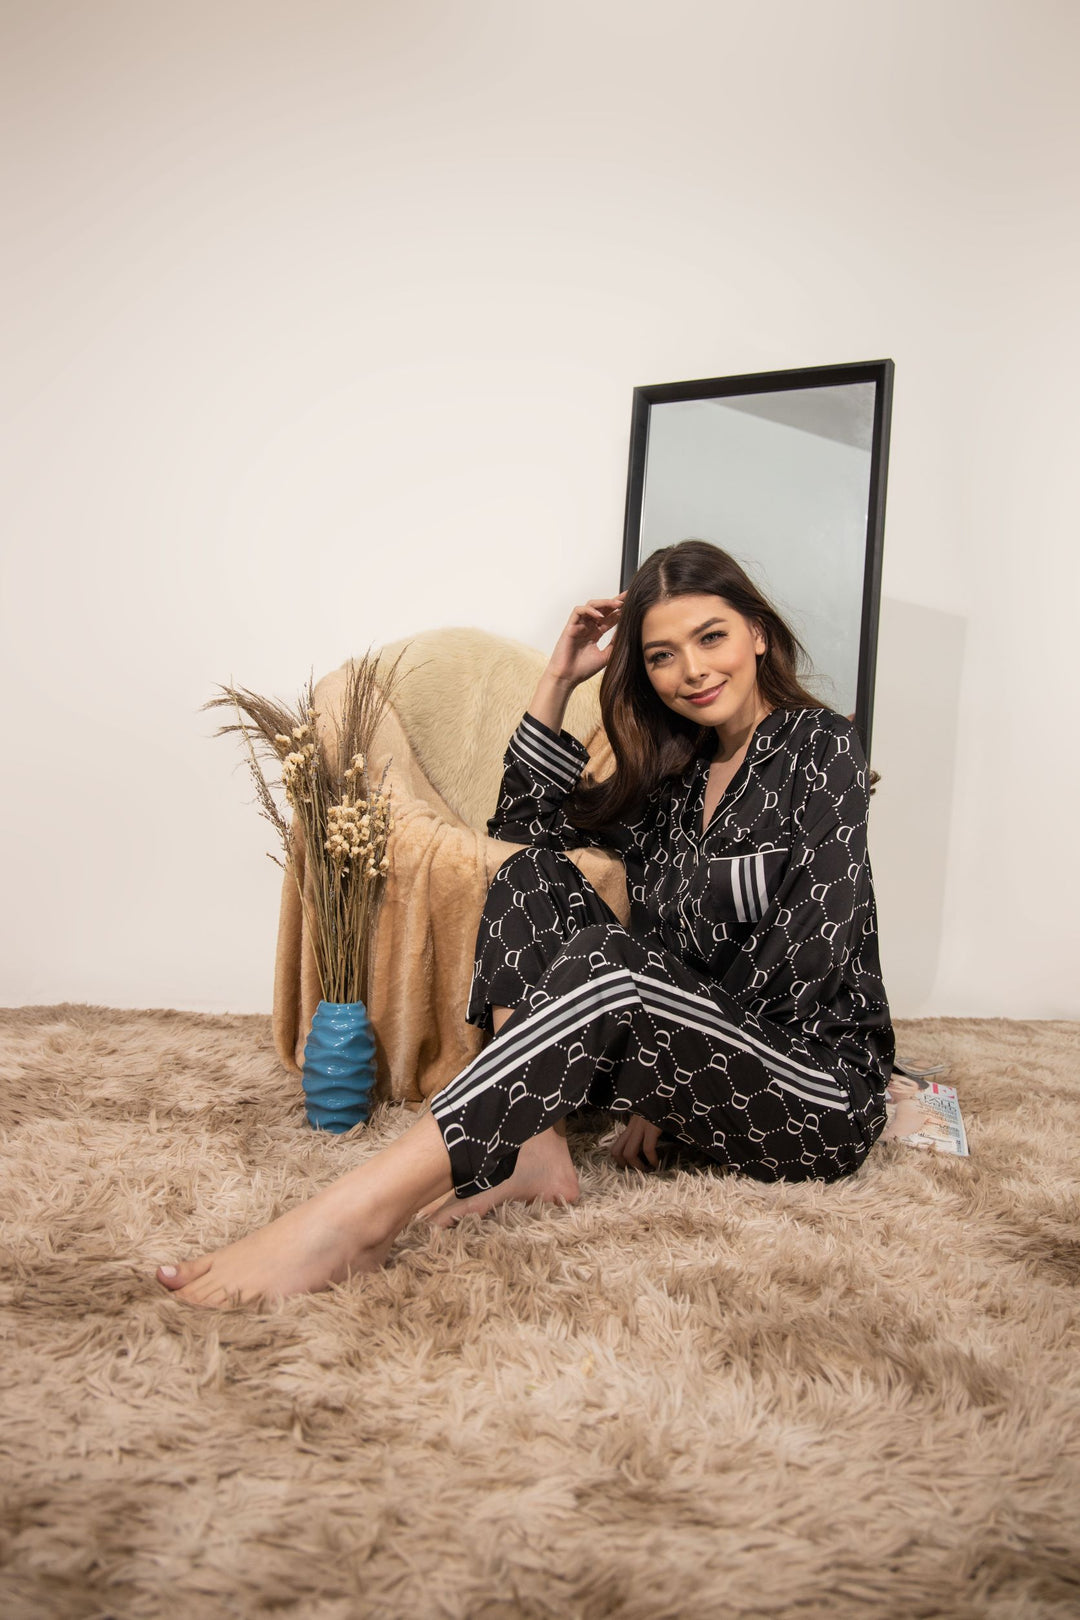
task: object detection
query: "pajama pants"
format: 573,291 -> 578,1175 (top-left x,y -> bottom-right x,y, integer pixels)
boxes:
430,848 -> 886,1198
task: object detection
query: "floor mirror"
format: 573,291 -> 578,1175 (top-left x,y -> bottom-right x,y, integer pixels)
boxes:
620,359 -> 894,757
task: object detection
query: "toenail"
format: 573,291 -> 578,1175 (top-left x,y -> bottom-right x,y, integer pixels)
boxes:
159,1265 -> 178,1278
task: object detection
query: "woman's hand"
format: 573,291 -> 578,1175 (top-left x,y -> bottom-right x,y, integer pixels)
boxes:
527,591 -> 626,737
546,594 -> 627,688
608,1114 -> 662,1171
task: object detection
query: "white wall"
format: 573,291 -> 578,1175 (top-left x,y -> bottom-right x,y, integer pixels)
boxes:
2,0 -> 1077,1018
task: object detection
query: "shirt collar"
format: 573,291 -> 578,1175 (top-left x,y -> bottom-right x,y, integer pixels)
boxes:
747,706 -> 805,760
694,705 -> 805,772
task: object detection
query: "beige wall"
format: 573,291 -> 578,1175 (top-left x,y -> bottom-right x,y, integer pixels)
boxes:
2,0 -> 1077,1017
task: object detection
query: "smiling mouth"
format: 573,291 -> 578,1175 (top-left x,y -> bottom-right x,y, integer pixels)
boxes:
685,682 -> 726,705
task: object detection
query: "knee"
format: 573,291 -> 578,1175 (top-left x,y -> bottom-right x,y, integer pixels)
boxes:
491,846 -> 574,889
488,847 -> 588,912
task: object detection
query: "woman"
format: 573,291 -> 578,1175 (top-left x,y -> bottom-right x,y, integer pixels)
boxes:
157,541 -> 893,1307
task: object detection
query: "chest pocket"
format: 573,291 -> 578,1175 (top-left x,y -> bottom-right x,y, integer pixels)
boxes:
707,847 -> 789,926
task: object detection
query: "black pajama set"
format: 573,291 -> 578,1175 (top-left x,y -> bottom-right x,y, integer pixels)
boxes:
430,707 -> 894,1197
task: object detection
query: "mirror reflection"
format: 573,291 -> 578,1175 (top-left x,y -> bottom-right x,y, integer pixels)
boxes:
623,362 -> 893,751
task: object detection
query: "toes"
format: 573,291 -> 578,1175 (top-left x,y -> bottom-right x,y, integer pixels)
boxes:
175,1268 -> 251,1308
176,1279 -> 231,1309
156,1255 -> 213,1291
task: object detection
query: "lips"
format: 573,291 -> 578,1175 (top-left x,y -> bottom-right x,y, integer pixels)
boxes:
686,682 -> 726,706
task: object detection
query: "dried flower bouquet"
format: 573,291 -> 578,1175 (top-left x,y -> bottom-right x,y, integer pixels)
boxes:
207,653 -> 402,1006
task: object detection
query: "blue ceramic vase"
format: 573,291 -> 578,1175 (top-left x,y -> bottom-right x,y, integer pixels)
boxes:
302,1000 -> 377,1133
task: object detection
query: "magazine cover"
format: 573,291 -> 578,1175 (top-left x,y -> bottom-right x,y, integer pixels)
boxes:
882,1070 -> 969,1156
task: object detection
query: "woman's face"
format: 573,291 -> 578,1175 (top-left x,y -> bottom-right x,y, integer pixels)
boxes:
640,593 -> 768,739
886,1074 -> 928,1100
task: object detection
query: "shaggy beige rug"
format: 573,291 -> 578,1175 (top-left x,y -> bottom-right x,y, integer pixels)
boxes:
0,1008 -> 1078,1620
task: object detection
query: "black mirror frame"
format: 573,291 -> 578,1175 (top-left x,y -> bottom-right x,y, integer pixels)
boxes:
620,358 -> 894,761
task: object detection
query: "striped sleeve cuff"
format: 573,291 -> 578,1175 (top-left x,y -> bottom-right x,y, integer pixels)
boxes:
508,711 -> 590,791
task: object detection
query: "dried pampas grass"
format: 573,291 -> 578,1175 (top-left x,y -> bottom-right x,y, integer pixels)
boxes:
0,1006 -> 1078,1619
207,651 -> 402,1005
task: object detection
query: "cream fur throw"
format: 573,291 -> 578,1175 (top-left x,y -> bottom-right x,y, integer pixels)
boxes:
273,629 -> 626,1102
375,627 -> 604,831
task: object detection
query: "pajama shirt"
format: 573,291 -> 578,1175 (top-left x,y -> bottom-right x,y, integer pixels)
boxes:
430,707 -> 894,1195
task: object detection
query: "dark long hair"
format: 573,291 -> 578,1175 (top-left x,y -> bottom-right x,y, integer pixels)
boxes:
568,540 -> 822,831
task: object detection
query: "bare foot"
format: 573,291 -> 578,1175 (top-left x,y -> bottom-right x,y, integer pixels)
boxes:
156,1189 -> 394,1308
156,1112 -> 453,1308
428,1127 -> 579,1228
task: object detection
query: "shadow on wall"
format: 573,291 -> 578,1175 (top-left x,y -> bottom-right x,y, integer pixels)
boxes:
869,597 -> 966,1016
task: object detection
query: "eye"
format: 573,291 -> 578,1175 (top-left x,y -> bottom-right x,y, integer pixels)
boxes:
645,650 -> 671,666
701,631 -> 726,645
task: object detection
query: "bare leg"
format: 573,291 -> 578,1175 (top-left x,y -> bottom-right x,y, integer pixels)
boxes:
156,1111 -> 454,1309
426,1003 -> 580,1228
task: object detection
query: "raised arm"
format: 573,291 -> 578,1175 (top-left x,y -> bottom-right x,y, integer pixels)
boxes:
488,593 -> 626,849
526,593 -> 625,732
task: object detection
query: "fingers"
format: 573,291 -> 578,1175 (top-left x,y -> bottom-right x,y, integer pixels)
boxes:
570,594 -> 627,631
606,1126 -> 632,1166
608,1115 -> 661,1171
548,592 -> 628,685
638,1125 -> 659,1169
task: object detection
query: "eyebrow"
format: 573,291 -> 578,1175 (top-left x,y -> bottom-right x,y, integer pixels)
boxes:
642,616 -> 727,652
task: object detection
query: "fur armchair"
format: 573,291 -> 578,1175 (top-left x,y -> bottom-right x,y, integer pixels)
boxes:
272,629 -> 629,1106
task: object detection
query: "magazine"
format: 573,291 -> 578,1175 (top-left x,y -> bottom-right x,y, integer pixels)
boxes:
882,1066 -> 969,1156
